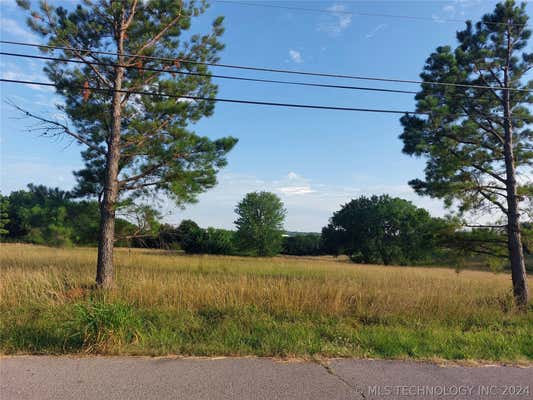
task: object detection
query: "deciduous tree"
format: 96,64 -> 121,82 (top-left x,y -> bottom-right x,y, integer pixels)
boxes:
322,195 -> 446,265
234,191 -> 286,256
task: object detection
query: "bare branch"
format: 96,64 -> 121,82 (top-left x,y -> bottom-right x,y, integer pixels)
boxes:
477,187 -> 509,215
10,102 -> 106,156
449,148 -> 507,184
122,180 -> 166,191
465,224 -> 507,229
118,161 -> 167,186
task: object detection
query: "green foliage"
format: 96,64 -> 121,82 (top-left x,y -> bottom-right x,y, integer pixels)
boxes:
442,228 -> 508,259
178,220 -> 235,255
0,195 -> 10,236
320,224 -> 345,257
19,0 -> 237,207
130,223 -> 181,249
71,301 -> 142,353
5,184 -> 77,246
440,226 -> 533,272
399,0 -> 532,217
203,227 -> 235,255
322,195 -> 448,265
523,222 -> 532,254
2,245 -> 533,359
118,203 -> 163,247
3,300 -> 533,360
282,233 -> 322,256
234,192 -> 286,256
3,184 -> 136,246
178,219 -> 205,253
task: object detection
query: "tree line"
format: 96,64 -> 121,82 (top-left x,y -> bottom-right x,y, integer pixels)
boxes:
2,185 -> 530,271
0,187 -> 316,256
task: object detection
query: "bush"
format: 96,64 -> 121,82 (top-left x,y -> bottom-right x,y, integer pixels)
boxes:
71,301 -> 142,353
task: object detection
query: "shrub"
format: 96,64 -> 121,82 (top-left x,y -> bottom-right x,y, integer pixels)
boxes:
71,301 -> 142,353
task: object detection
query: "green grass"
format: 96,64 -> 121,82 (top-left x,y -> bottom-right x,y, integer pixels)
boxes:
1,244 -> 532,361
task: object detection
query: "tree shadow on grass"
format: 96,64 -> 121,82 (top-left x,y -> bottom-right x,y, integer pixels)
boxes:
1,324 -> 84,354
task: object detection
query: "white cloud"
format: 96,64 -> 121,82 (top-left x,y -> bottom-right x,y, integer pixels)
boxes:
317,4 -> 352,36
287,171 -> 300,180
442,4 -> 455,13
0,17 -> 40,43
365,23 -> 387,39
433,0 -> 482,22
0,58 -> 53,92
277,172 -> 314,196
1,68 -> 53,92
288,49 -> 303,64
278,186 -> 315,196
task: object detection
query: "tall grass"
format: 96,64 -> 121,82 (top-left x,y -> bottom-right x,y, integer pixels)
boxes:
1,244 -> 531,360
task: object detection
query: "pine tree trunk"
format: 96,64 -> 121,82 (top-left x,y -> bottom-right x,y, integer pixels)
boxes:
502,24 -> 529,308
503,122 -> 528,308
96,18 -> 125,289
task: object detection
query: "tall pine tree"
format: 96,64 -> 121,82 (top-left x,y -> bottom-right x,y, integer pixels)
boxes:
17,0 -> 237,287
400,1 -> 532,307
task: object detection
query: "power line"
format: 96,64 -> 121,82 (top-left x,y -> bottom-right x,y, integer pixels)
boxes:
1,40 -> 530,93
0,52 -> 417,95
0,77 -> 426,114
214,0 -> 529,28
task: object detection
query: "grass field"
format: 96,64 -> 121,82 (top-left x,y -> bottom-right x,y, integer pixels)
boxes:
1,244 -> 532,362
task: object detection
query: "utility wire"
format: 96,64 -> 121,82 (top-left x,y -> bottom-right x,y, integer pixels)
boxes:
0,78 -> 427,114
214,0 -> 530,28
1,40 -> 530,93
4,78 -> 521,120
0,52 -> 417,95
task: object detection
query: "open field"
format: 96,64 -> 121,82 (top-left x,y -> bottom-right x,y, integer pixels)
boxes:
1,244 -> 532,361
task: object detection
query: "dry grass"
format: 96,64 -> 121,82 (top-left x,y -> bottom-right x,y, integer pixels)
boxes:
1,243 -> 532,360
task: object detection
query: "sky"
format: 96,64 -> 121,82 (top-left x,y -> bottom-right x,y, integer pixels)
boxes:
1,0 -> 530,231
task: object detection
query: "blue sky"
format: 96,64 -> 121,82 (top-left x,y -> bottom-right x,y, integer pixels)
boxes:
1,0 -> 527,231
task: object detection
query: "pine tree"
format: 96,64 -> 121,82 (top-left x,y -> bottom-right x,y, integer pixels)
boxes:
400,1 -> 532,307
17,0 -> 237,287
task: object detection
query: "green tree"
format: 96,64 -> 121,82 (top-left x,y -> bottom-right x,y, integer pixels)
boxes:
399,1 -> 531,307
203,227 -> 235,254
68,200 -> 101,245
17,0 -> 237,287
282,233 -> 321,256
0,195 -> 10,237
2,184 -> 140,246
4,184 -> 75,246
234,191 -> 286,256
322,195 -> 445,265
320,225 -> 344,257
177,219 -> 205,253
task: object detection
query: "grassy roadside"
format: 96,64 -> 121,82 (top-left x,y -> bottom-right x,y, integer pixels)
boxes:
1,244 -> 532,361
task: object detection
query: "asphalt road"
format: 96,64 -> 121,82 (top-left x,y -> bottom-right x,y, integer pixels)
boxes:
1,357 -> 531,400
